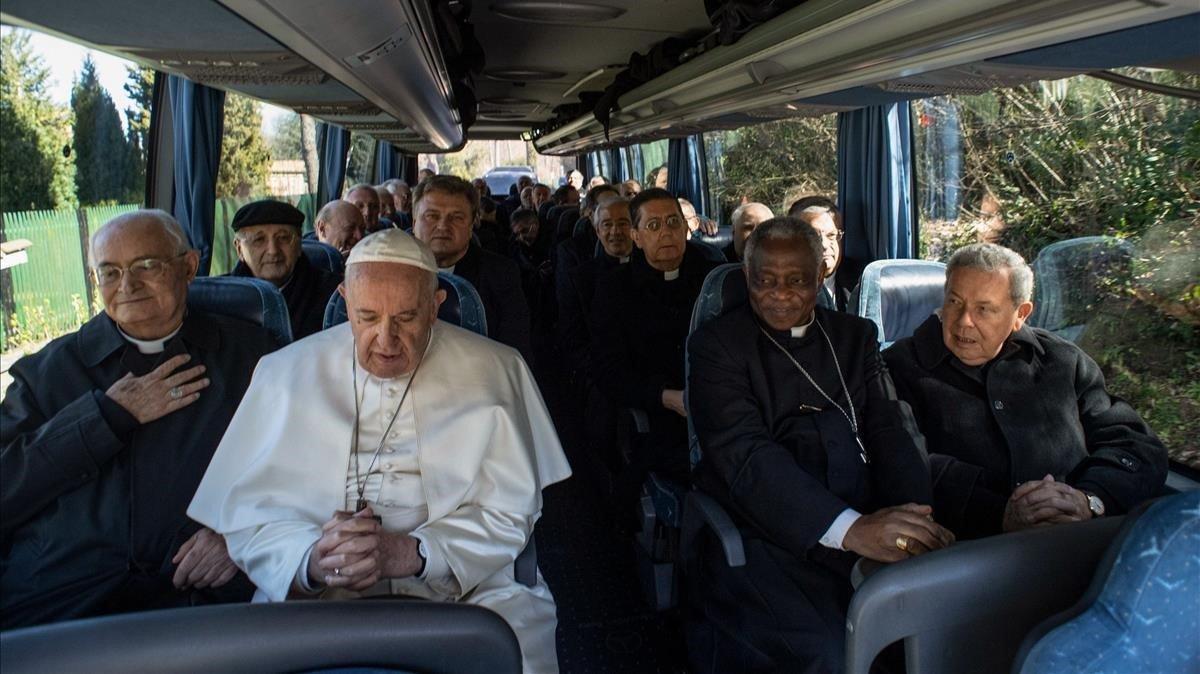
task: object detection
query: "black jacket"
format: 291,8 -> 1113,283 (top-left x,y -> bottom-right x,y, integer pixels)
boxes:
688,305 -> 932,557
230,253 -> 341,340
1,311 -> 278,628
884,315 -> 1168,539
556,250 -> 626,375
450,243 -> 533,362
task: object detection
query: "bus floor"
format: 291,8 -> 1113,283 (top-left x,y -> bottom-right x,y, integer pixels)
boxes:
531,355 -> 688,673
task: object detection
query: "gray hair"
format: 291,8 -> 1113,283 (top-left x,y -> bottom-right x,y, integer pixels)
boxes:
946,242 -> 1034,304
792,205 -> 831,225
345,183 -> 378,199
90,209 -> 191,266
731,202 -> 773,227
743,216 -> 823,271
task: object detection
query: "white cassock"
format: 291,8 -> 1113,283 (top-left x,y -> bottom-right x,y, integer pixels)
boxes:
188,320 -> 571,673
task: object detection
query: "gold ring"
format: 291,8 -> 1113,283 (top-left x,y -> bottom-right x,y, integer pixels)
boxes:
895,536 -> 909,552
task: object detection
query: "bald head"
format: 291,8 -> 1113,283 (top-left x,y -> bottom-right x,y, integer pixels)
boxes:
315,200 -> 367,258
731,202 -> 774,259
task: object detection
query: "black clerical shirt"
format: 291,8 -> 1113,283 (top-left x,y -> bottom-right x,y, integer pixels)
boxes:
230,253 -> 341,340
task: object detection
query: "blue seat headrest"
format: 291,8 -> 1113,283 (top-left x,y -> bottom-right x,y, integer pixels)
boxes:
301,240 -> 345,276
854,259 -> 946,346
689,263 -> 747,334
323,272 -> 488,337
188,276 -> 293,345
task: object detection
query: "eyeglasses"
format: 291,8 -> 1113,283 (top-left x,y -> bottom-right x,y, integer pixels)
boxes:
641,215 -> 686,233
821,230 -> 845,243
93,252 -> 187,287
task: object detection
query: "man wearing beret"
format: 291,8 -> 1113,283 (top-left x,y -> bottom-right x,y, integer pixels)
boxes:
227,199 -> 343,340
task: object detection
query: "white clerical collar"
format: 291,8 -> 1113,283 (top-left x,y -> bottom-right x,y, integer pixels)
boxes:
118,323 -> 182,354
790,313 -> 815,338
664,268 -> 680,281
619,255 -> 630,264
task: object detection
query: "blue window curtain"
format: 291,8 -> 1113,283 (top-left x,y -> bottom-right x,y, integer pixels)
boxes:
399,153 -> 419,184
667,134 -> 708,214
631,145 -> 645,186
836,103 -> 918,263
577,153 -> 592,183
374,141 -> 400,183
167,75 -> 225,276
607,148 -> 625,182
316,122 -> 351,204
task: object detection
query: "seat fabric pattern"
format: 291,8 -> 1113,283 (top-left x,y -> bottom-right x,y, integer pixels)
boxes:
302,240 -> 345,276
854,259 -> 945,347
189,276 -> 293,345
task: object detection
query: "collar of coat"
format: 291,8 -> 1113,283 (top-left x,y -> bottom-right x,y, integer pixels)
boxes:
79,309 -> 220,368
911,313 -> 1044,371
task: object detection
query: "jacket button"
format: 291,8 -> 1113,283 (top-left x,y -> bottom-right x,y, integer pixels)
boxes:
1121,457 -> 1134,467
993,400 -> 1005,410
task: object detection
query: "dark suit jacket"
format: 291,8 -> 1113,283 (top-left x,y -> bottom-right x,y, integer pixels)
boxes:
556,251 -> 626,375
1,311 -> 278,628
230,253 -> 341,340
688,305 -> 932,558
450,243 -> 533,362
884,315 -> 1168,539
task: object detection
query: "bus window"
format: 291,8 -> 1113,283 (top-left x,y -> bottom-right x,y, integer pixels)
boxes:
913,69 -> 1200,469
0,26 -> 151,352
418,140 -> 574,189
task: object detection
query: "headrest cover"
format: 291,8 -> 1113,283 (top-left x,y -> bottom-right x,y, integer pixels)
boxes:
347,228 -> 437,273
230,199 -> 305,231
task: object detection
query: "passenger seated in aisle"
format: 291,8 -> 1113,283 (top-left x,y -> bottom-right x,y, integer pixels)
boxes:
383,179 -> 412,230
789,195 -> 863,310
1,210 -> 278,628
726,202 -> 773,262
374,185 -> 398,227
520,185 -> 536,210
589,175 -> 608,189
532,183 -> 552,210
189,230 -> 571,673
554,184 -> 622,303
412,175 -> 532,361
620,179 -> 642,199
508,208 -> 554,330
227,200 -> 342,339
346,183 -> 385,234
417,168 -> 434,183
590,188 -> 720,509
686,217 -> 953,673
883,243 -> 1167,540
314,199 -> 366,259
475,196 -> 509,255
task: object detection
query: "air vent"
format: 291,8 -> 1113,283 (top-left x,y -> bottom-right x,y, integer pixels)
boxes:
878,80 -> 993,96
481,97 -> 542,107
292,103 -> 383,116
485,68 -> 566,82
188,69 -> 328,86
348,25 -> 414,67
490,1 -> 625,23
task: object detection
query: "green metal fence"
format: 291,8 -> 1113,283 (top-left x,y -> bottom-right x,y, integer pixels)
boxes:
1,194 -> 315,352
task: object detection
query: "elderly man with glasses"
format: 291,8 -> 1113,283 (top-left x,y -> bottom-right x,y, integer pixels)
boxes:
1,210 -> 280,629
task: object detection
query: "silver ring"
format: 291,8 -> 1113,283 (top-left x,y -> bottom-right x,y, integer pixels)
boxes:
169,386 -> 182,400
334,568 -> 341,576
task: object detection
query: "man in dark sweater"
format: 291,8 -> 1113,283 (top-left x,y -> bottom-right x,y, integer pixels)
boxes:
883,242 -> 1167,540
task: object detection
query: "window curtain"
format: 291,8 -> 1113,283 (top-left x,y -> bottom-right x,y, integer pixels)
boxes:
168,75 -> 225,276
607,147 -> 626,182
836,103 -> 918,263
577,153 -> 592,183
667,134 -> 709,214
316,122 -> 351,204
373,141 -> 400,183
399,153 -> 419,184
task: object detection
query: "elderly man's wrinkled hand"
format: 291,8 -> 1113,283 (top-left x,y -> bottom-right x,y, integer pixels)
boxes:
172,527 -> 239,590
662,389 -> 687,417
106,354 -> 210,424
699,217 -> 719,236
843,503 -> 955,563
1004,475 -> 1090,531
308,508 -> 383,591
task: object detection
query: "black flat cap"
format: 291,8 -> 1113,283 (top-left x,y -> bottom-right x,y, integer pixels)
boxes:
230,199 -> 305,231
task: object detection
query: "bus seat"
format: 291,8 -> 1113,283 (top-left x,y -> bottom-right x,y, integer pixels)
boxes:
301,240 -> 345,276
573,216 -> 592,239
1016,492 -> 1199,674
323,271 -> 489,337
687,239 -> 729,264
844,514 -> 1126,674
0,600 -> 521,674
555,207 -> 581,242
188,276 -> 293,345
692,225 -> 733,249
1028,236 -> 1133,344
852,259 -> 946,347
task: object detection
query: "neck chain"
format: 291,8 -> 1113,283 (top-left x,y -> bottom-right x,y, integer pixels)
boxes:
349,342 -> 425,512
757,316 -> 868,464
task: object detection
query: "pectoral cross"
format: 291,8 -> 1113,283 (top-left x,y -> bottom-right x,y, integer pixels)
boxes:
355,497 -> 370,512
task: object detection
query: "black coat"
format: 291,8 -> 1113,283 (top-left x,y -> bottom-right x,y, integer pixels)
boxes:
230,253 -> 341,340
1,311 -> 278,628
883,315 -> 1168,539
450,243 -> 533,362
556,250 -> 626,375
589,248 -> 719,474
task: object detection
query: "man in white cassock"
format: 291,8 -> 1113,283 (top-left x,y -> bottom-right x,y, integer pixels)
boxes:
188,229 -> 571,672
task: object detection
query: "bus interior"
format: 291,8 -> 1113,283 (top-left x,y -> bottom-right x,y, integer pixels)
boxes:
1,0 -> 1198,672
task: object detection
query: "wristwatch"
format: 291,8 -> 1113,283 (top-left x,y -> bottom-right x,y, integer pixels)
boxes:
1084,491 -> 1106,517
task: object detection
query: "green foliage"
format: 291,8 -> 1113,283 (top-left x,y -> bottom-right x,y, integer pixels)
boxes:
344,132 -> 377,186
714,116 -> 838,219
122,65 -> 154,203
269,112 -> 302,160
0,30 -> 75,211
72,56 -> 130,206
216,93 -> 270,198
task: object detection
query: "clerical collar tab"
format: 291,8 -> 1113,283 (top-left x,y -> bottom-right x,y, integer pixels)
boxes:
118,323 -> 182,354
664,268 -> 680,281
619,256 -> 630,264
790,314 -> 815,338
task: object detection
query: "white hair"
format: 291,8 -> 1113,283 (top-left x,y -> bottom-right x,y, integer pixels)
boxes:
89,209 -> 191,266
731,202 -> 773,227
946,242 -> 1035,304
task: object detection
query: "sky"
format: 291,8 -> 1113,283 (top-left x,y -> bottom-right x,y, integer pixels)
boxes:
3,25 -> 288,134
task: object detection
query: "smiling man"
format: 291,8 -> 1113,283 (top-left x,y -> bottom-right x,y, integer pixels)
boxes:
685,217 -> 951,673
189,229 -> 571,672
884,242 -> 1166,540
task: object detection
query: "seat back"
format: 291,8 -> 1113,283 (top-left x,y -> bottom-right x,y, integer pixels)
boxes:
323,272 -> 488,336
687,239 -> 729,265
573,216 -> 592,239
685,263 -> 748,468
845,515 -> 1126,674
0,601 -> 521,674
1017,492 -> 1199,674
301,240 -> 345,276
188,276 -> 292,345
853,259 -> 946,346
1028,236 -> 1133,343
692,225 -> 733,249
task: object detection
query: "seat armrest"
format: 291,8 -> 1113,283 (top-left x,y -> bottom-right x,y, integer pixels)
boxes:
681,490 -> 745,568
627,408 -> 650,434
514,532 -> 537,588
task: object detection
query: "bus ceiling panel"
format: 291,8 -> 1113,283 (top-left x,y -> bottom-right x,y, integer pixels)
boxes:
533,0 -> 1199,155
988,13 -> 1200,70
216,0 -> 465,152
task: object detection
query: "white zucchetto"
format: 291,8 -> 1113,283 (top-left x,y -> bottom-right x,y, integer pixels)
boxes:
347,228 -> 438,273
